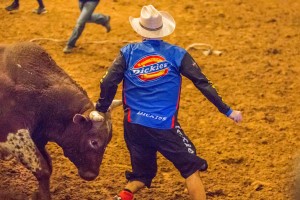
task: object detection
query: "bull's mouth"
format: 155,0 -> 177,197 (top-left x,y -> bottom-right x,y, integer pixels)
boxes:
78,170 -> 99,181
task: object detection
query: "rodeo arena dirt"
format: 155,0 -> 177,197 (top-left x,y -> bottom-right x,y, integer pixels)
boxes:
0,0 -> 300,200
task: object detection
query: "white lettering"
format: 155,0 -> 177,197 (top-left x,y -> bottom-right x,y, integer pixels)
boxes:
175,126 -> 195,154
131,62 -> 169,76
188,148 -> 195,154
184,143 -> 192,148
177,129 -> 183,137
133,69 -> 140,74
137,111 -> 167,121
182,137 -> 189,143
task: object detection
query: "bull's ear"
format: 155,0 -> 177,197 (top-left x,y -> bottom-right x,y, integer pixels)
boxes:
73,114 -> 88,124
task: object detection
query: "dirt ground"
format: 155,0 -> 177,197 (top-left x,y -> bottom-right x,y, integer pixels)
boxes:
0,0 -> 300,199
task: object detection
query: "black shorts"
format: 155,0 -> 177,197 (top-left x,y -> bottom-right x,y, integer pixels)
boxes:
123,119 -> 207,188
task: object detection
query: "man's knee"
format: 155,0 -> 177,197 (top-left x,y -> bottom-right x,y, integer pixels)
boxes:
125,170 -> 155,188
75,21 -> 85,29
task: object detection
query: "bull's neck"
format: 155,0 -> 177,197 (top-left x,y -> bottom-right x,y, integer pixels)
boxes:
42,92 -> 93,144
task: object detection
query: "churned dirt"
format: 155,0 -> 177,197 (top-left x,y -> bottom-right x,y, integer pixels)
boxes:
0,0 -> 299,199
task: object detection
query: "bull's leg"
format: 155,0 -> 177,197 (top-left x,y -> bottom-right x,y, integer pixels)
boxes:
36,147 -> 53,175
3,129 -> 52,200
31,167 -> 51,200
31,147 -> 53,200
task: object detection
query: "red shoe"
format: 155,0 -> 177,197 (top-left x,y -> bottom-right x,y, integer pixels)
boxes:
113,190 -> 133,200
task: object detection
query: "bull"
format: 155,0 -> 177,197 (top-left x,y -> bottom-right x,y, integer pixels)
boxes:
0,42 -> 121,199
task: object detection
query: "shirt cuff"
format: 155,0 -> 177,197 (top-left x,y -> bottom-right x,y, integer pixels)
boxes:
95,102 -> 108,113
225,108 -> 233,117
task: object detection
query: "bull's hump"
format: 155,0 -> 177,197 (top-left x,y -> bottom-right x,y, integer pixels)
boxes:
3,42 -> 89,95
4,42 -> 64,87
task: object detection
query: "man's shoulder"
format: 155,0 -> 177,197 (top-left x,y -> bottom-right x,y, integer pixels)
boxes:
162,41 -> 186,52
120,42 -> 139,52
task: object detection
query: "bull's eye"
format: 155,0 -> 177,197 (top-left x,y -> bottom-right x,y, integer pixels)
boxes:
91,140 -> 98,147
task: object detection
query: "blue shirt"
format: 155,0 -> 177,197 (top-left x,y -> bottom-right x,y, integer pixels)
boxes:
121,40 -> 186,129
96,39 -> 231,129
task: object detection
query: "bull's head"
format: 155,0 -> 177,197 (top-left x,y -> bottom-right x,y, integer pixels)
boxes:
62,100 -> 122,181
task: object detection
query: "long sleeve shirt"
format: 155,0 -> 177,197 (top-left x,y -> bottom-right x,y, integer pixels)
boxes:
96,39 -> 232,129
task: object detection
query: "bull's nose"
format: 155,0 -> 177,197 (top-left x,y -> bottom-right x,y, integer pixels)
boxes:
79,170 -> 98,181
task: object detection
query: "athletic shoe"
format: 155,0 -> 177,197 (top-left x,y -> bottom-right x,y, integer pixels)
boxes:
33,7 -> 47,15
103,16 -> 111,33
5,3 -> 19,11
63,46 -> 73,54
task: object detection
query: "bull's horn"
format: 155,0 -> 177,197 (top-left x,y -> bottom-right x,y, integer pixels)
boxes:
89,111 -> 105,122
110,100 -> 122,109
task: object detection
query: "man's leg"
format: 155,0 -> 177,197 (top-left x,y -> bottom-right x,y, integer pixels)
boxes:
64,1 -> 97,53
37,0 -> 45,8
155,124 -> 207,200
186,171 -> 206,200
87,10 -> 111,32
114,122 -> 157,200
33,0 -> 47,14
124,180 -> 145,193
114,181 -> 145,200
5,0 -> 19,11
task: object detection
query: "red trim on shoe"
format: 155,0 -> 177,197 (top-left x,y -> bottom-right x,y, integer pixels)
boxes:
118,190 -> 134,200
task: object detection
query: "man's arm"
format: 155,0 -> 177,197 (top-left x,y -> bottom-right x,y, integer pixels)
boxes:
180,52 -> 241,121
96,53 -> 126,113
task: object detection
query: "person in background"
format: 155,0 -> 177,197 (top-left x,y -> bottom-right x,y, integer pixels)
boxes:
96,5 -> 243,200
5,0 -> 47,14
63,0 -> 111,54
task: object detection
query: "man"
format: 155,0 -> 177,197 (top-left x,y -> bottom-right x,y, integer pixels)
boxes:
63,0 -> 111,53
5,0 -> 47,14
96,5 -> 242,200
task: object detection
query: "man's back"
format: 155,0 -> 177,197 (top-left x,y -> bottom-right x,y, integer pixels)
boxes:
122,40 -> 186,129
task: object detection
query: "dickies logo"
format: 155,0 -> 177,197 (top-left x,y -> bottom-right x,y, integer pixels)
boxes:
131,55 -> 169,81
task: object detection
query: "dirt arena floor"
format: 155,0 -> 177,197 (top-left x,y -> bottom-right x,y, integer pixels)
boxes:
0,0 -> 300,199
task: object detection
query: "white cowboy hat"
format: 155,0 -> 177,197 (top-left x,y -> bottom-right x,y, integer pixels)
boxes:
129,5 -> 176,38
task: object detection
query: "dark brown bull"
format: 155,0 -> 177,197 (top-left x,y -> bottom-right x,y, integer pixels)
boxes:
0,42 -> 121,199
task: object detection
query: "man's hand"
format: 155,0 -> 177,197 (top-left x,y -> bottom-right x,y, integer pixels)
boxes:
229,110 -> 242,123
